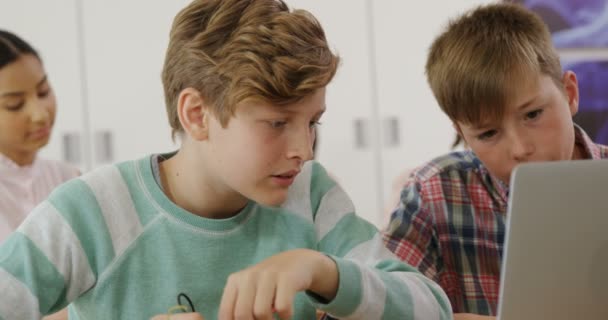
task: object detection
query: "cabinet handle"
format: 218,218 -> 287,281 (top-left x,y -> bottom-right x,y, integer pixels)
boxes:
95,130 -> 114,163
62,132 -> 82,164
384,116 -> 400,147
354,118 -> 369,149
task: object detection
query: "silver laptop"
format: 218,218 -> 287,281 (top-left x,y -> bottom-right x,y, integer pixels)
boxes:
497,160 -> 608,320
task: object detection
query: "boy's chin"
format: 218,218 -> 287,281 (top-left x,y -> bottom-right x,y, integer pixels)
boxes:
251,191 -> 288,207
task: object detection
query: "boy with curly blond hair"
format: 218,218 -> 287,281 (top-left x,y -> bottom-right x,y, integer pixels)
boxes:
0,1 -> 452,319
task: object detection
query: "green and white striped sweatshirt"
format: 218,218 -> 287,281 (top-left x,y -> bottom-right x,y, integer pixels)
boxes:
0,156 -> 451,319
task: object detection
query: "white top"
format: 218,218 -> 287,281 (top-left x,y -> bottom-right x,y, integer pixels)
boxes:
0,153 -> 79,243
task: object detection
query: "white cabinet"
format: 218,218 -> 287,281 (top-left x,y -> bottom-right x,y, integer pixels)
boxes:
371,0 -> 494,225
287,0 -> 383,226
288,0 -> 493,227
80,0 -> 189,167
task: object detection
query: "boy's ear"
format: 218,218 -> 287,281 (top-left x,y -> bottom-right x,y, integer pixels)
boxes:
453,122 -> 464,139
176,87 -> 210,141
452,122 -> 466,148
562,70 -> 579,116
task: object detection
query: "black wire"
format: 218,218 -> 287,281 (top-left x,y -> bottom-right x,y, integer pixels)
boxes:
177,292 -> 196,312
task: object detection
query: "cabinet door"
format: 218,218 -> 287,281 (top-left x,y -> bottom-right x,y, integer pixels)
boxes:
372,0 -> 493,224
0,0 -> 87,169
286,0 -> 383,226
81,0 -> 191,167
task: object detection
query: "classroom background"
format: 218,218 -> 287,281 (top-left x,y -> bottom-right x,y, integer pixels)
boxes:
2,0 -> 606,227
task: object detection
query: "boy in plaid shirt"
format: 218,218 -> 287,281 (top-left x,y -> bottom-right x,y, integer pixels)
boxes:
383,3 -> 608,320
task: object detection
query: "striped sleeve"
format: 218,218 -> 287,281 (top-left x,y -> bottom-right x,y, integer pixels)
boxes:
0,179 -> 98,319
0,164 -> 144,319
304,161 -> 452,320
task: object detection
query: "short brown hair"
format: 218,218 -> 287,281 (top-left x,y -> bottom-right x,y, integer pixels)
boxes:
162,0 -> 339,137
425,3 -> 562,126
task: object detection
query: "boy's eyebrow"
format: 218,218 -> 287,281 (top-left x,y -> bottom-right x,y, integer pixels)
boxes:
469,94 -> 541,130
468,118 -> 498,130
0,75 -> 48,98
516,95 -> 539,111
470,123 -> 493,131
273,105 -> 326,116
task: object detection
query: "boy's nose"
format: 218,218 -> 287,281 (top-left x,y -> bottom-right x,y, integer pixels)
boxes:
510,131 -> 535,161
287,129 -> 314,162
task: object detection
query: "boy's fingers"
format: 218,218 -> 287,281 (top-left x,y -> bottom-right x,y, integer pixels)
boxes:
218,280 -> 238,320
273,280 -> 296,320
253,273 -> 277,320
233,278 -> 257,320
150,313 -> 204,320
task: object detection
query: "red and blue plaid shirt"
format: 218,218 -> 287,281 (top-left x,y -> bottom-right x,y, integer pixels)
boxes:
383,126 -> 608,315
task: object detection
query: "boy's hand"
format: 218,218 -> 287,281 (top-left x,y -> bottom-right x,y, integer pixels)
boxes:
42,308 -> 68,320
453,313 -> 496,320
150,313 -> 204,320
218,249 -> 338,320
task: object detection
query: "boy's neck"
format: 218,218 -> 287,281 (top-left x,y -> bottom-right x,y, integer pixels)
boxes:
159,149 -> 249,219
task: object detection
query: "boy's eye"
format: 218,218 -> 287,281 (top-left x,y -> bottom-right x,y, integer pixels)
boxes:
309,121 -> 321,128
477,129 -> 497,141
269,120 -> 287,128
526,109 -> 543,120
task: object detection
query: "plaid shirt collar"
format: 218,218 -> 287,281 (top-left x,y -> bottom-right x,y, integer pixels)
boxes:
576,124 -> 604,160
